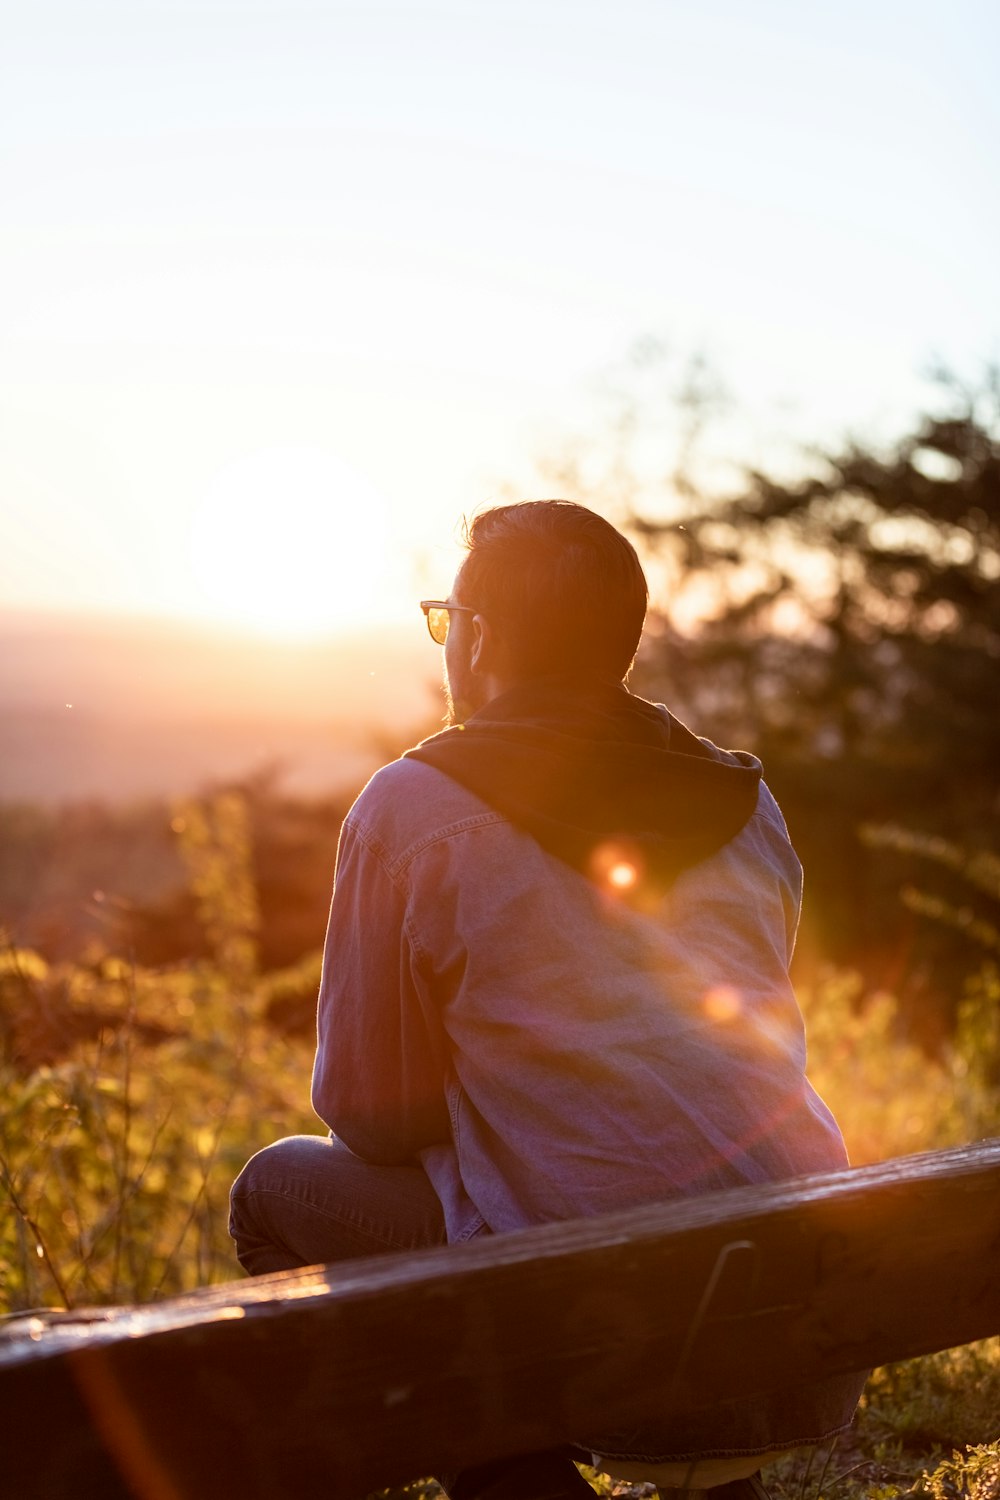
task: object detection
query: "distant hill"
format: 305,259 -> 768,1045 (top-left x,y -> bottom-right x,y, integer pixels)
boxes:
0,611 -> 443,803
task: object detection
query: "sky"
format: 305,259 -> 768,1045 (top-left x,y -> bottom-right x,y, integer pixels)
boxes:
3,0 -> 998,638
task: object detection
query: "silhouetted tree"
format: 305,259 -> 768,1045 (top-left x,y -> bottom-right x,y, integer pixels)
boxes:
632,366 -> 1000,1016
635,365 -> 999,797
535,353 -> 1000,1018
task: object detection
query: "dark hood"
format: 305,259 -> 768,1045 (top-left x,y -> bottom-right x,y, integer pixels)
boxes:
404,678 -> 761,893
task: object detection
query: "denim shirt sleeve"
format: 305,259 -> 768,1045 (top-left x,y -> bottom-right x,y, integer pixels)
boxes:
310,815 -> 451,1165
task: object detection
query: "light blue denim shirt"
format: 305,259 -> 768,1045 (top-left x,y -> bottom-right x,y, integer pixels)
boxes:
312,744 -> 847,1237
311,728 -> 864,1456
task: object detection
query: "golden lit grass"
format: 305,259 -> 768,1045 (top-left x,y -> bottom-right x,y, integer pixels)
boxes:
2,796 -> 999,1498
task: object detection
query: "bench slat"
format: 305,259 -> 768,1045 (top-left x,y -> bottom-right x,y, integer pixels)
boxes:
3,1140 -> 999,1500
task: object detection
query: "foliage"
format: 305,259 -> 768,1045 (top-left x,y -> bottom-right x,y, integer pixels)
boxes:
922,1442 -> 1000,1500
172,792 -> 260,985
864,1343 -> 1000,1455
0,795 -> 317,1311
798,961 -> 1000,1164
800,974 -> 959,1165
648,364 -> 999,1015
0,775 -> 348,972
860,827 -> 1000,961
0,953 -> 317,1309
759,1345 -> 1000,1500
535,351 -> 1000,1015
2,793 -> 1000,1500
635,363 -> 1000,771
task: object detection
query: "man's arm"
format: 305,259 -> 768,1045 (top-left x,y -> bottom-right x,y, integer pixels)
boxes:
311,816 -> 451,1165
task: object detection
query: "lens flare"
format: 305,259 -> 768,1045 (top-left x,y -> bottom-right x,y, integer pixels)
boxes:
703,984 -> 743,1023
589,840 -> 645,894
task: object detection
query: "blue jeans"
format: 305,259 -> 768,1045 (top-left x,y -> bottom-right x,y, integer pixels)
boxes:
228,1133 -> 449,1275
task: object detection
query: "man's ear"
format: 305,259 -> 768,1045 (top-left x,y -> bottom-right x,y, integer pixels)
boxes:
471,613 -> 515,690
469,613 -> 491,676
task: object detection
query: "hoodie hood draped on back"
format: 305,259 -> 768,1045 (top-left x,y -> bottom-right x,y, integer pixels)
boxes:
405,678 -> 761,892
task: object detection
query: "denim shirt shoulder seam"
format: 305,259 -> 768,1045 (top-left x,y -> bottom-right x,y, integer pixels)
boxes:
386,810 -> 509,880
342,813 -> 399,883
393,815 -> 509,965
346,809 -> 508,968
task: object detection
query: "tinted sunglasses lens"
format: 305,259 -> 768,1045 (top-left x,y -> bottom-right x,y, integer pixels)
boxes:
427,606 -> 449,644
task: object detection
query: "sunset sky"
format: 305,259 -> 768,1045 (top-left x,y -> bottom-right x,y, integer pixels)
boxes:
3,0 -> 997,639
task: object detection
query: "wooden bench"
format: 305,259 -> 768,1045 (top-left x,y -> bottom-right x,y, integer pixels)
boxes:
2,1139 -> 1000,1500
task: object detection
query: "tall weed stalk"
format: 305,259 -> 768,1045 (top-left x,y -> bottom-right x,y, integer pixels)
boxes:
0,794 -> 315,1313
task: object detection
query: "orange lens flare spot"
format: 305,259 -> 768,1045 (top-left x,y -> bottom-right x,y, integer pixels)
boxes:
589,840 -> 645,893
703,984 -> 743,1023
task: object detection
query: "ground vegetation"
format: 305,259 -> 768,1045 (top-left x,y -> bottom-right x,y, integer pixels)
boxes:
1,795 -> 998,1499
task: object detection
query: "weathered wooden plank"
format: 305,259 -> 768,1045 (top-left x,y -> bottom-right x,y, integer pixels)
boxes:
2,1140 -> 1000,1500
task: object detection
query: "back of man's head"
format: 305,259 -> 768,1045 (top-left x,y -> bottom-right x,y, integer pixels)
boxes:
458,500 -> 648,682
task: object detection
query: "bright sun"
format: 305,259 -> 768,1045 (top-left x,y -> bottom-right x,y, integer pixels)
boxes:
187,445 -> 392,638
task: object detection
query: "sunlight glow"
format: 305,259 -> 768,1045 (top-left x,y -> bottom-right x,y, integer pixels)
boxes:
187,446 -> 391,639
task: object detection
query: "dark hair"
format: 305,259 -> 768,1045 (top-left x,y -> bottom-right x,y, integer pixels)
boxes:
458,500 -> 647,681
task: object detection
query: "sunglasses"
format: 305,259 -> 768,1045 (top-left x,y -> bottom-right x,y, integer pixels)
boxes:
419,600 -> 477,646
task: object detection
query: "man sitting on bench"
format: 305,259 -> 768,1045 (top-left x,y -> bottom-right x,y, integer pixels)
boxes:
230,500 -> 865,1499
